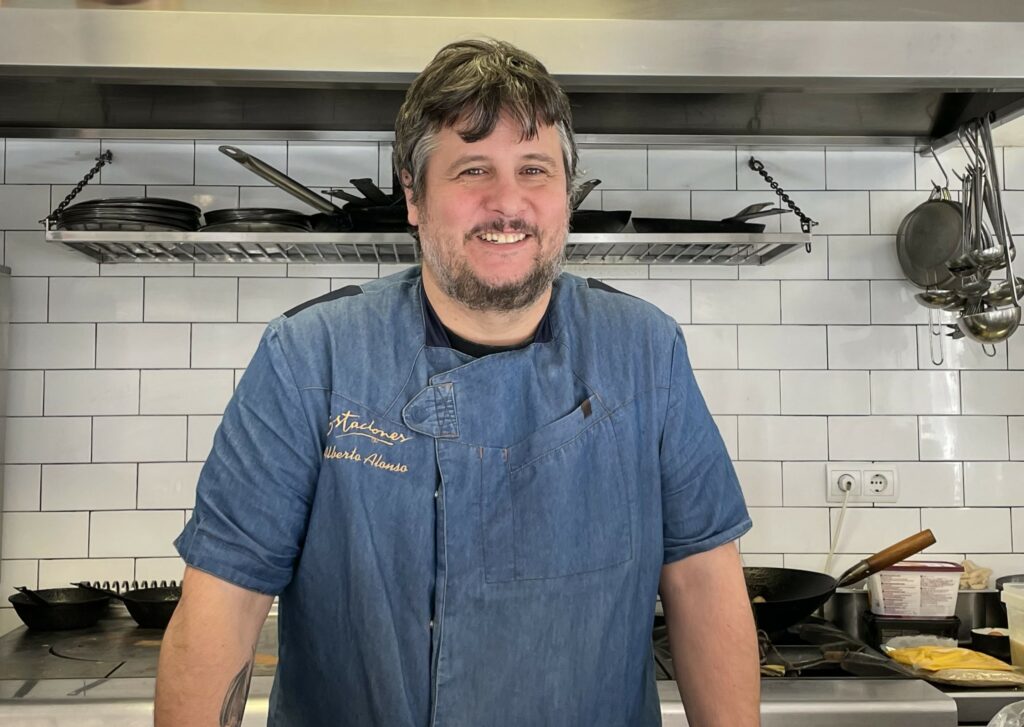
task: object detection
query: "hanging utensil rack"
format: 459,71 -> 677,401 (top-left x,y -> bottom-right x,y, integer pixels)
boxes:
43,229 -> 810,266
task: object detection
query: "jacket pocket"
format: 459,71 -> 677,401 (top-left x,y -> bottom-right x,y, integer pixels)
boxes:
483,399 -> 634,583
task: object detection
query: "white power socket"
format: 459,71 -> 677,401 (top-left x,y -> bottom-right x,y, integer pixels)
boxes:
827,463 -> 899,503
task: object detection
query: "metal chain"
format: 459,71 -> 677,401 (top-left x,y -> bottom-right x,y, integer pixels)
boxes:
748,156 -> 817,251
44,150 -> 113,226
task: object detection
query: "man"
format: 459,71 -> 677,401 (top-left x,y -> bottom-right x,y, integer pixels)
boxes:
155,39 -> 759,727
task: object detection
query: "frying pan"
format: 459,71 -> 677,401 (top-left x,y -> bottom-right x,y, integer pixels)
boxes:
567,179 -> 632,233
633,204 -> 788,234
218,146 -> 351,232
74,582 -> 181,629
8,586 -> 110,630
744,529 -> 936,634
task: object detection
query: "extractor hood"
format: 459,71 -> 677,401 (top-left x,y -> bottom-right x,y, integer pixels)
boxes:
3,0 -> 1024,144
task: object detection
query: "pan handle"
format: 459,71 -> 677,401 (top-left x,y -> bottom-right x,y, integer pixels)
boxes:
72,581 -> 128,603
218,145 -> 342,216
835,529 -> 936,588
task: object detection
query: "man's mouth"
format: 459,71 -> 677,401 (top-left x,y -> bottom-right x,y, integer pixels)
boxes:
476,231 -> 530,244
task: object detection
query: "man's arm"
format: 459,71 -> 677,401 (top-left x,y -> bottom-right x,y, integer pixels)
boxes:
659,541 -> 760,727
155,566 -> 275,727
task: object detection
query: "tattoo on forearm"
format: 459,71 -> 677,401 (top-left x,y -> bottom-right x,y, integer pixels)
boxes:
220,655 -> 255,727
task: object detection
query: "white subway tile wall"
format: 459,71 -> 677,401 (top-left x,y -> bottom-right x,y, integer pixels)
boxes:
4,136 -> 1024,633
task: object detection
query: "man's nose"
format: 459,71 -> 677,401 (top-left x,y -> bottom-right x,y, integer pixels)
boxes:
484,173 -> 528,219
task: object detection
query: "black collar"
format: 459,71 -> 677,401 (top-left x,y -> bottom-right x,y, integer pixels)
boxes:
420,283 -> 553,355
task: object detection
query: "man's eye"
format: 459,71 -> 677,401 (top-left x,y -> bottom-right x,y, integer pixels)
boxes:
522,167 -> 548,176
459,168 -> 485,176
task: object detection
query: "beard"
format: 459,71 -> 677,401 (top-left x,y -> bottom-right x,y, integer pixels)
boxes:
418,214 -> 568,313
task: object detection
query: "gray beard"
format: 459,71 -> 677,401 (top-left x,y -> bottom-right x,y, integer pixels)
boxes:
419,228 -> 567,313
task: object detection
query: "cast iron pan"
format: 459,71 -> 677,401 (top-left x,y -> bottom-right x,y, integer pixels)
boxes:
744,529 -> 936,634
633,218 -> 766,234
74,583 -> 181,629
8,587 -> 110,630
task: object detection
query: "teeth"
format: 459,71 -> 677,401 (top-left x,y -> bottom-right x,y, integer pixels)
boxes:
479,232 -> 527,244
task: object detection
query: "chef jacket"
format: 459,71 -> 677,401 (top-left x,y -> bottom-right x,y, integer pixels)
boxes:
174,266 -> 751,727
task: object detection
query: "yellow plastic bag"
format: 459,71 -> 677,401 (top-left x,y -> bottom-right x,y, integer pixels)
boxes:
886,645 -> 1016,672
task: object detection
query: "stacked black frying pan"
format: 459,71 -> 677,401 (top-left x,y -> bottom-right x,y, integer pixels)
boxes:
52,198 -> 203,232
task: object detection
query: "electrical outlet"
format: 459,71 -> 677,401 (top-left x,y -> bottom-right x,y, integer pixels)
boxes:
826,468 -> 862,503
826,463 -> 899,503
864,468 -> 898,502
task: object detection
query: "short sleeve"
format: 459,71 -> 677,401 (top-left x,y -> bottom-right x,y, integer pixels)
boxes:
174,322 -> 322,594
660,327 -> 751,564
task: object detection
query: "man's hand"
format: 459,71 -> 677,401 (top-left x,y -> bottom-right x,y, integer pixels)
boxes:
659,541 -> 760,727
155,566 -> 274,727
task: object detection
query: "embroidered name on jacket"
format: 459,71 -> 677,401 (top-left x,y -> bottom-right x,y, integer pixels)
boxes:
323,410 -> 411,474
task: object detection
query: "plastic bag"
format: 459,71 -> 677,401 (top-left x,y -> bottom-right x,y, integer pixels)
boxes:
988,700 -> 1024,727
882,636 -> 1024,688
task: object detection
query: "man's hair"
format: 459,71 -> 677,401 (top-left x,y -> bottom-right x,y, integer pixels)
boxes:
393,38 -> 578,204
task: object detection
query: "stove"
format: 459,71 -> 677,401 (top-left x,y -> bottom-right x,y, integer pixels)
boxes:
0,608 -> 1013,726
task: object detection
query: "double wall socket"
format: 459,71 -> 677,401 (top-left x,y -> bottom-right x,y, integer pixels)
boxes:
826,463 -> 899,503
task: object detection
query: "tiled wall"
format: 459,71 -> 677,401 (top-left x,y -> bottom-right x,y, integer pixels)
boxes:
2,136 -> 1024,635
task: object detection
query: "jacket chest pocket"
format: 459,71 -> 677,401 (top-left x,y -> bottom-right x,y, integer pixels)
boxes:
481,400 -> 634,583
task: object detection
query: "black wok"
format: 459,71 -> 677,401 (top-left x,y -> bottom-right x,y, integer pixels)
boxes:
74,582 -> 181,629
8,587 -> 110,631
744,529 -> 936,634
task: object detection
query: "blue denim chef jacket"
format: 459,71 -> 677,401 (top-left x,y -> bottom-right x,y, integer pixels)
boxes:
175,266 -> 751,727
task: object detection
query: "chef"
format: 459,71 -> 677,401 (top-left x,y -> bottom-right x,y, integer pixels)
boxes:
155,38 -> 759,727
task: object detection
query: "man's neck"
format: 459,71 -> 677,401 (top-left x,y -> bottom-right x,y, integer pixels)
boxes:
421,267 -> 552,347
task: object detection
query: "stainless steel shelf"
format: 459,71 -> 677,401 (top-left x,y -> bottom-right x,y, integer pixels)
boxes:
44,230 -> 811,266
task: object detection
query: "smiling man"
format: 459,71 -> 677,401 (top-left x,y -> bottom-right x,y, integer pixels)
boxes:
155,39 -> 759,727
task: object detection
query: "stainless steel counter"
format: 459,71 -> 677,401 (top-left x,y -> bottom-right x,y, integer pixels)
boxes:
0,675 -> 965,726
0,612 -> 1013,726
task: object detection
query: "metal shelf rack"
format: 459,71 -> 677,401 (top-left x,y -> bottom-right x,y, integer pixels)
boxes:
44,230 -> 811,266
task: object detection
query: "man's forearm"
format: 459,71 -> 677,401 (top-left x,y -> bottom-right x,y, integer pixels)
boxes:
154,567 -> 273,727
660,542 -> 760,727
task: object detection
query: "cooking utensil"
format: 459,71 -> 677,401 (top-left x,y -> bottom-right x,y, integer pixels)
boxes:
15,585 -> 51,607
571,179 -> 601,209
915,290 -> 964,309
633,217 -> 765,234
570,209 -> 631,233
985,277 -> 1024,307
73,582 -> 180,629
218,145 -> 345,218
745,529 -> 936,634
958,305 -> 1022,343
8,587 -> 110,631
564,178 -> 633,233
349,178 -> 394,207
896,185 -> 963,289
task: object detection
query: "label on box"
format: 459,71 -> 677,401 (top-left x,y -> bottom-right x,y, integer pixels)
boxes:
868,561 -> 963,617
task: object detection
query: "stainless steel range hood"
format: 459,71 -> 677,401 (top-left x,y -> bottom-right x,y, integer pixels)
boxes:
3,0 -> 1024,143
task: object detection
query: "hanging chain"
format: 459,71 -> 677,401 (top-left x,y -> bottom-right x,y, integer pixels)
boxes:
748,156 -> 817,251
44,150 -> 113,227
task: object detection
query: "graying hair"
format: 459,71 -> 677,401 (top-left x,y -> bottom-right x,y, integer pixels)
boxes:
394,38 -> 579,205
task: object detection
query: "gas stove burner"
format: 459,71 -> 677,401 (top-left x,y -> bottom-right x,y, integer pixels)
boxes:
654,614 -> 910,681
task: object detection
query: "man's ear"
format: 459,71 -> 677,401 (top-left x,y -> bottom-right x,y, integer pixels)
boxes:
400,170 -> 419,227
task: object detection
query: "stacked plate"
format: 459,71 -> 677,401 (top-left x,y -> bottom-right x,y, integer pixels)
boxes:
53,198 -> 202,232
199,208 -> 312,233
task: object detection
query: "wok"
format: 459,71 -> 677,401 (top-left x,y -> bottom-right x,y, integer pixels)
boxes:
744,529 -> 936,634
8,587 -> 110,631
74,582 -> 181,629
